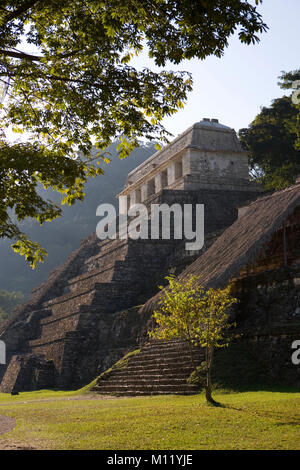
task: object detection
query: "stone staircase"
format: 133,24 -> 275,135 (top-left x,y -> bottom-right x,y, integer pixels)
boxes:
0,235 -> 178,391
0,185 -> 256,393
93,340 -> 204,396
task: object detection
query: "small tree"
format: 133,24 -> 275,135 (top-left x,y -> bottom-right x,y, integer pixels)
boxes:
149,275 -> 238,405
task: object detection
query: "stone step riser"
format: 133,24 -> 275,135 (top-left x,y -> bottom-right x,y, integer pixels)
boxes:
119,361 -> 196,369
130,356 -> 203,364
103,373 -> 193,381
124,359 -> 201,367
143,341 -> 191,347
133,349 -> 203,358
95,385 -> 198,392
140,348 -> 202,356
95,390 -> 199,396
110,371 -> 194,379
120,364 -> 197,372
108,364 -> 196,372
140,348 -> 202,355
125,351 -> 203,360
142,341 -> 196,348
140,346 -> 201,353
93,390 -> 198,396
100,379 -> 191,386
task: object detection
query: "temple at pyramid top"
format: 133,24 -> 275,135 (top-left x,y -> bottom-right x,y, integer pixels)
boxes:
117,118 -> 258,208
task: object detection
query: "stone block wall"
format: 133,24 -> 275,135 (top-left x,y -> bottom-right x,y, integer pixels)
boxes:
0,183 -> 261,392
234,266 -> 300,387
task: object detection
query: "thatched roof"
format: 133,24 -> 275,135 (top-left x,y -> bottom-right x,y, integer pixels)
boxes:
141,183 -> 300,314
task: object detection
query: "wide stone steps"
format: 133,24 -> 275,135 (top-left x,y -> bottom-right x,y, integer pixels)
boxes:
127,349 -> 202,359
141,339 -> 197,351
94,384 -> 199,394
119,357 -> 198,368
94,389 -> 198,397
110,366 -> 195,376
111,370 -> 194,379
101,377 -> 192,386
93,339 -> 204,396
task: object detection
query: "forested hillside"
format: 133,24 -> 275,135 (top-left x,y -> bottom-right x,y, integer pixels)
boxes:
0,142 -> 156,297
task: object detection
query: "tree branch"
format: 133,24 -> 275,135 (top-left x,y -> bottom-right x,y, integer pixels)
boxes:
3,0 -> 41,23
0,69 -> 102,87
0,49 -> 42,61
0,48 -> 90,62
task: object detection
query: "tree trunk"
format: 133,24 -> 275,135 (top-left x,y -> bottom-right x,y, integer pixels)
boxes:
205,347 -> 217,405
186,339 -> 197,371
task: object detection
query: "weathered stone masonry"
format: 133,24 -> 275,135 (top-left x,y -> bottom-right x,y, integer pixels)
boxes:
0,118 -> 262,392
92,188 -> 300,396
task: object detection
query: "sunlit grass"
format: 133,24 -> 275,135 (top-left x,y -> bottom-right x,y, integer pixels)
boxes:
0,389 -> 299,450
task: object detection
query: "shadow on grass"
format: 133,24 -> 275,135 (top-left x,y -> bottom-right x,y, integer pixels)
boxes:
221,403 -> 300,427
205,400 -> 226,408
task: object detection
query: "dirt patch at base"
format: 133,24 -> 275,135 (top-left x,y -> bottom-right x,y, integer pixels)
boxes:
0,393 -> 127,408
0,415 -> 16,436
0,440 -> 36,450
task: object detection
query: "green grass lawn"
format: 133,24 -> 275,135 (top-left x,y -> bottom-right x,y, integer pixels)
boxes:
0,389 -> 299,450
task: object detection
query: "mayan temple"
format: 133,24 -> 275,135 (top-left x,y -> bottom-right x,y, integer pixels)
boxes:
1,118 -> 300,394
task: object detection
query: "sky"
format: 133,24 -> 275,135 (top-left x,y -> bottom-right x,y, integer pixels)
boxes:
5,0 -> 300,142
131,0 -> 300,138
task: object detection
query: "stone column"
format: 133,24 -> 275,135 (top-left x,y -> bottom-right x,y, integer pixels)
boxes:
161,170 -> 168,188
129,190 -> 136,208
167,162 -> 176,186
182,151 -> 190,176
155,174 -> 162,192
147,179 -> 155,197
141,183 -> 148,202
135,188 -> 141,204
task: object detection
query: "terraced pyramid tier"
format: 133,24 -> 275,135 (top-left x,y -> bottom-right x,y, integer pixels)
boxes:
93,339 -> 204,396
0,184 -> 258,393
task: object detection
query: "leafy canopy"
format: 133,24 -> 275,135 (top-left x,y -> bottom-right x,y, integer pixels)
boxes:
149,275 -> 237,350
239,69 -> 300,191
0,1 -> 267,266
